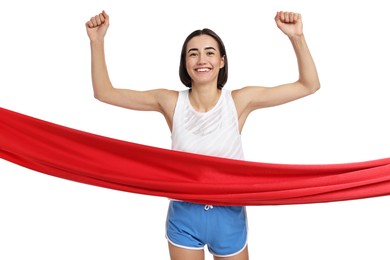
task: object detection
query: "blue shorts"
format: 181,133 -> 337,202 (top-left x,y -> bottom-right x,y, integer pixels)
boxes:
166,201 -> 248,257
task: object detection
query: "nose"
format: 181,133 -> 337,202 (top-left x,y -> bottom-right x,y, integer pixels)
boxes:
197,52 -> 207,64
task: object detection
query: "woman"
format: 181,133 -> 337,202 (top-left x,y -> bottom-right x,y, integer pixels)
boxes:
86,10 -> 320,260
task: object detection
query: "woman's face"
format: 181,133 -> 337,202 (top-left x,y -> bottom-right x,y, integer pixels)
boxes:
185,35 -> 225,87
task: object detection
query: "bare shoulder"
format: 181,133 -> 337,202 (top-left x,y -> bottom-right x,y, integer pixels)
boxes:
153,88 -> 178,111
151,88 -> 179,131
156,88 -> 178,102
153,88 -> 178,120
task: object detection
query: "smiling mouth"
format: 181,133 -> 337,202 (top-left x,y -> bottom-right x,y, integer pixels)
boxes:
195,68 -> 212,72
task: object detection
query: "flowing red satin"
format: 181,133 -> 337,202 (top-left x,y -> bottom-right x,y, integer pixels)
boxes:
1,107 -> 390,205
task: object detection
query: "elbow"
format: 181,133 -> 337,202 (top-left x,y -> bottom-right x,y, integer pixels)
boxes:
93,91 -> 108,103
92,84 -> 115,103
302,80 -> 320,95
311,81 -> 321,94
297,80 -> 321,95
93,92 -> 102,101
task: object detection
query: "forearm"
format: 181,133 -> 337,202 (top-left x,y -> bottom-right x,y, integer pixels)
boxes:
90,40 -> 114,100
289,34 -> 320,92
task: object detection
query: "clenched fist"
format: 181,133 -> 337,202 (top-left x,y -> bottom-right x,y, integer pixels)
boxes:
86,10 -> 110,42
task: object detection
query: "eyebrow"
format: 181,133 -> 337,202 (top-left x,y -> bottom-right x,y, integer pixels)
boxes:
187,46 -> 217,53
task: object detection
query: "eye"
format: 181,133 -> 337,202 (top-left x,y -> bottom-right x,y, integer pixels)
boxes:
189,52 -> 198,57
207,51 -> 215,56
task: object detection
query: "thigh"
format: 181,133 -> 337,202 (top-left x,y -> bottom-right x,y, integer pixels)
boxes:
169,242 -> 205,260
214,245 -> 249,260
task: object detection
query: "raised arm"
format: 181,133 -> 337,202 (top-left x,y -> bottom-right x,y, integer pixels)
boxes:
85,11 -> 177,121
233,11 -> 320,124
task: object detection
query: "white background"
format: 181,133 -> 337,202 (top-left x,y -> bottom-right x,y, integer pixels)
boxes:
1,0 -> 389,259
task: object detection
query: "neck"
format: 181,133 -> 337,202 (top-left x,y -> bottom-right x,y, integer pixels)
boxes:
189,86 -> 221,113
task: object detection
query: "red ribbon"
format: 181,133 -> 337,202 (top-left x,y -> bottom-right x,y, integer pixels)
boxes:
1,107 -> 390,206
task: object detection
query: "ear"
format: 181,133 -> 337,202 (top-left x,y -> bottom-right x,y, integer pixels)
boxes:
219,55 -> 225,69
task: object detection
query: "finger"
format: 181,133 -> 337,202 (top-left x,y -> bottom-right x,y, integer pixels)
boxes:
284,12 -> 293,23
90,16 -> 98,27
285,12 -> 291,23
292,12 -> 298,23
99,13 -> 105,24
290,12 -> 296,23
280,11 -> 285,22
292,13 -> 297,23
274,11 -> 280,21
291,12 -> 299,23
86,20 -> 94,28
95,14 -> 102,25
284,11 -> 293,23
295,13 -> 301,22
102,10 -> 109,20
101,10 -> 109,26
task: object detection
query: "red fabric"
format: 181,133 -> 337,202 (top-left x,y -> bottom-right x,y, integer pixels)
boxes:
1,107 -> 390,206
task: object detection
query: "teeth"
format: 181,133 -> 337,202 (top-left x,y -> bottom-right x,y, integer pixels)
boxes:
196,68 -> 210,72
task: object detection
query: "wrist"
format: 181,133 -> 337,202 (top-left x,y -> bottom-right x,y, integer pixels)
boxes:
288,34 -> 305,45
90,39 -> 105,47
288,33 -> 304,40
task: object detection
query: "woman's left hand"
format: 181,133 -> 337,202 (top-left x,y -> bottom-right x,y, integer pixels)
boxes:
275,11 -> 303,37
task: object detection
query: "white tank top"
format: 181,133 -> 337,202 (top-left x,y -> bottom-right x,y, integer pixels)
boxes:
171,89 -> 244,160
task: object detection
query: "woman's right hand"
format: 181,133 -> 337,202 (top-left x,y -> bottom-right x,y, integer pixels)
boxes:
86,10 -> 109,42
